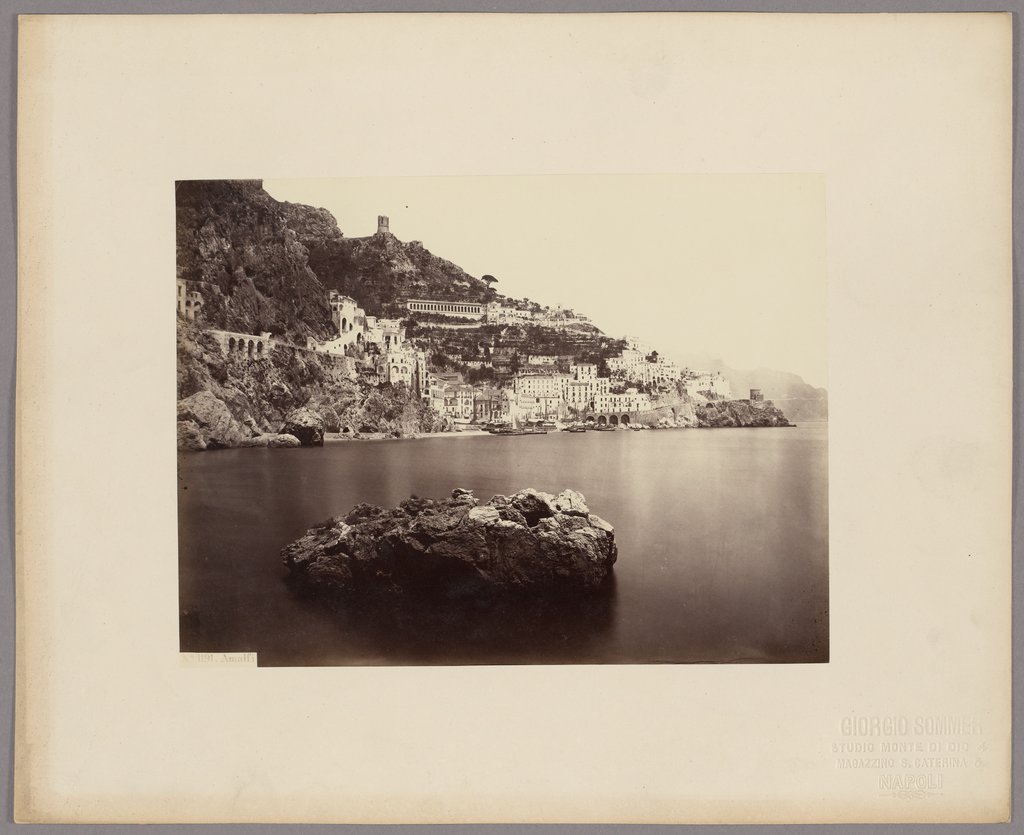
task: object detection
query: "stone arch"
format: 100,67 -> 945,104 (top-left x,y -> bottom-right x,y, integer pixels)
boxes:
256,341 -> 264,356
620,414 -> 630,425
609,414 -> 619,426
392,365 -> 400,374
356,332 -> 363,343
597,415 -> 607,426
228,337 -> 235,352
341,317 -> 348,332
248,340 -> 255,356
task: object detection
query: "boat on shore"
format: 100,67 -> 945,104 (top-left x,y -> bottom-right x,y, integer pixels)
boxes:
495,429 -> 547,436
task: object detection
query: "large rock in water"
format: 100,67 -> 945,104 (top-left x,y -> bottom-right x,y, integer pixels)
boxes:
268,433 -> 302,448
282,488 -> 617,600
177,390 -> 250,449
280,408 -> 325,446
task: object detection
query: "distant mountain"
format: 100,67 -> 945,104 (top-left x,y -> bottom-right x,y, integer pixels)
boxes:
673,352 -> 828,422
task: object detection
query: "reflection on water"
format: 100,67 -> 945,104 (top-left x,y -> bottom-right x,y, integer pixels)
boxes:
178,425 -> 828,665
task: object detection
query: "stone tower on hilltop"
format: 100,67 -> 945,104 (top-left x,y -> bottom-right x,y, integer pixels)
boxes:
377,215 -> 390,234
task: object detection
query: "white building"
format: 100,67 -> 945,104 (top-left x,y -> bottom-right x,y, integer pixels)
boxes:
485,301 -> 535,324
365,318 -> 405,352
329,291 -> 367,345
570,363 -> 598,381
381,345 -> 428,394
407,299 -> 485,320
594,390 -> 653,415
607,347 -> 683,387
513,373 -> 569,399
176,279 -> 204,320
684,372 -> 731,399
442,384 -> 477,420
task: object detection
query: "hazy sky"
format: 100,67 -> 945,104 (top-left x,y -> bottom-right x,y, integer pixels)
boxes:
264,175 -> 826,388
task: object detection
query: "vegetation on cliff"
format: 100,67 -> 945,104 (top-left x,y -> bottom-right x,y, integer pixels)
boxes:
177,179 -> 506,338
175,180 -> 336,342
176,319 -> 442,448
405,319 -> 625,380
297,223 -> 497,318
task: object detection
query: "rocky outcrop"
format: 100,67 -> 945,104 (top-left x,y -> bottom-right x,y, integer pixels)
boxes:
282,488 -> 617,601
177,420 -> 208,451
695,399 -> 792,428
634,397 -> 698,428
176,318 -> 443,451
176,390 -> 251,449
281,408 -> 325,446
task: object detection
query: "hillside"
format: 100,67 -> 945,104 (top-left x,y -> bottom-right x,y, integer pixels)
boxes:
294,219 -> 498,318
176,318 -> 441,448
175,180 -> 335,342
177,179 -> 503,337
406,320 -> 624,382
175,179 -> 827,449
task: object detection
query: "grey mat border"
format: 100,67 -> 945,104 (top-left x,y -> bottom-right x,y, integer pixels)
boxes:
0,0 -> 1018,832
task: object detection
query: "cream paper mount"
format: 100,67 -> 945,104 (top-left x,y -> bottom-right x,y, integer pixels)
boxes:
15,12 -> 1012,824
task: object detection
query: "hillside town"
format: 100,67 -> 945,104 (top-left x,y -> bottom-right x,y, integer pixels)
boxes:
178,272 -> 737,430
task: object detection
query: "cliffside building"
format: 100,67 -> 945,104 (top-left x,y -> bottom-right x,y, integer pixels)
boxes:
684,373 -> 731,400
485,301 -> 535,324
176,278 -> 204,320
328,291 -> 366,343
406,299 -> 486,320
377,344 -> 429,396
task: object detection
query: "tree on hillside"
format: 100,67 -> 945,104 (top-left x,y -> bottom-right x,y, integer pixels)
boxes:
482,274 -> 498,286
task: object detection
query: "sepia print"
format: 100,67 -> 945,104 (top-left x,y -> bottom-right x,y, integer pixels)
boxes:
176,175 -> 828,666
17,11 -> 1011,823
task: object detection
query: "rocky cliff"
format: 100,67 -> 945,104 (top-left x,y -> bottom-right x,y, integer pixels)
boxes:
177,179 -> 501,338
294,219 -> 496,318
282,488 -> 617,602
176,318 -> 440,449
176,180 -> 478,450
176,180 -> 336,342
694,399 -> 793,428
